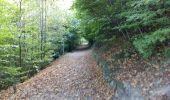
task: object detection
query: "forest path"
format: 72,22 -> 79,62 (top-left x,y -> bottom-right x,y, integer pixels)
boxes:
0,49 -> 113,100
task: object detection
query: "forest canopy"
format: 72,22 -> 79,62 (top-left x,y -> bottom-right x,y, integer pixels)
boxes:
0,0 -> 170,91
0,0 -> 80,89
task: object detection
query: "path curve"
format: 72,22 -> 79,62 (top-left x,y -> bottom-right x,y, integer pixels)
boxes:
0,49 -> 113,100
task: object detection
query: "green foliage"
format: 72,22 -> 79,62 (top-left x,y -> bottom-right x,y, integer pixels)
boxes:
74,0 -> 170,59
0,0 -> 170,91
164,48 -> 170,59
0,67 -> 21,89
0,0 -> 81,90
133,28 -> 170,58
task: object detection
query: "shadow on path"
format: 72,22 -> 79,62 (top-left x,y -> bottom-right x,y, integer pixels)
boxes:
74,45 -> 91,51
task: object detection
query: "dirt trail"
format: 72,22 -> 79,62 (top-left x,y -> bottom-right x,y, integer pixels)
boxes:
0,49 -> 113,100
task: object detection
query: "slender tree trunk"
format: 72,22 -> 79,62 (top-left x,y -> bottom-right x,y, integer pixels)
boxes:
138,27 -> 143,36
43,0 -> 47,58
120,30 -> 126,40
40,0 -> 44,60
125,30 -> 130,39
19,0 -> 23,67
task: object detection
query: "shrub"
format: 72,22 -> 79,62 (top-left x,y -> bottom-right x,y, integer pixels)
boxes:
164,48 -> 170,59
0,67 -> 21,89
133,28 -> 170,58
